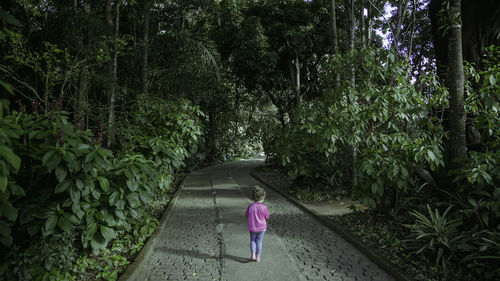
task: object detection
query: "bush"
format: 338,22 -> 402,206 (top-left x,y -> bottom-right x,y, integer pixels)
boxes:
265,48 -> 445,208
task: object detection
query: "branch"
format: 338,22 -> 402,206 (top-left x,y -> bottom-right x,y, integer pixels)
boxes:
366,0 -> 398,50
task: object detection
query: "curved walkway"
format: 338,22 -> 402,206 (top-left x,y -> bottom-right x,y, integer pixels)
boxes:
120,159 -> 395,281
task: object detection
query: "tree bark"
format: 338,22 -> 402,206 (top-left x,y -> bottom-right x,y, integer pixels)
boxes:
106,1 -> 120,147
345,0 -> 357,188
345,0 -> 355,54
141,0 -> 150,95
408,0 -> 416,57
330,0 -> 339,55
330,0 -> 341,88
75,66 -> 89,129
393,0 -> 410,53
360,0 -> 366,46
446,0 -> 466,168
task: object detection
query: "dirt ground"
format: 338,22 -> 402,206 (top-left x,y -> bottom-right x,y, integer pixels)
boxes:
251,165 -> 366,216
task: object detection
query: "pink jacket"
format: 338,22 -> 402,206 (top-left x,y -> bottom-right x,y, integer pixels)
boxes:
245,202 -> 270,232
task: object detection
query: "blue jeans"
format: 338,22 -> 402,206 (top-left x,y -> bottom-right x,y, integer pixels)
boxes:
250,231 -> 265,255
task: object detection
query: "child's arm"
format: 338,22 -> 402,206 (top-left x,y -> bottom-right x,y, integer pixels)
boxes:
264,206 -> 269,219
245,205 -> 250,218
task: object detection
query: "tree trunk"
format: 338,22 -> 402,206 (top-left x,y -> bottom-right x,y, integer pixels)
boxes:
288,56 -> 301,110
330,0 -> 341,88
446,0 -> 466,168
75,66 -> 89,129
360,0 -> 366,46
345,0 -> 355,54
330,0 -> 339,55
345,0 -> 357,189
393,0 -> 410,53
366,3 -> 373,44
294,55 -> 300,107
106,1 -> 120,147
408,0 -> 416,57
141,0 -> 150,95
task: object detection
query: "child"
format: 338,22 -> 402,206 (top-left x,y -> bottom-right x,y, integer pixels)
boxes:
245,185 -> 270,262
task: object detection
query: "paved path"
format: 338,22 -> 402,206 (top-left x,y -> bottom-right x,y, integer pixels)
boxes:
123,159 -> 395,281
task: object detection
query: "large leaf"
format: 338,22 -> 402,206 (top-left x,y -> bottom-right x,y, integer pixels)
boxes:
76,178 -> 84,190
0,176 -> 7,193
114,209 -> 126,220
126,193 -> 140,208
55,179 -> 72,193
100,225 -> 116,241
70,186 -> 81,204
58,215 -> 73,232
90,233 -> 107,253
72,203 -> 85,219
9,183 -> 25,196
43,215 -> 58,236
102,210 -> 116,226
126,178 -> 138,192
91,188 -> 101,200
413,166 -> 438,188
108,191 -> 119,206
0,145 -> 21,172
55,166 -> 67,182
98,177 -> 109,192
139,189 -> 152,204
0,220 -> 13,247
0,201 -> 18,221
82,222 -> 97,248
42,150 -> 62,170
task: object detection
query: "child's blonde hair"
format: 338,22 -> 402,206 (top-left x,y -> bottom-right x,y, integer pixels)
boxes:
252,185 -> 266,202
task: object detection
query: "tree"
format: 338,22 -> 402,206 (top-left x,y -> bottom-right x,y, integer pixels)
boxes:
445,0 -> 466,167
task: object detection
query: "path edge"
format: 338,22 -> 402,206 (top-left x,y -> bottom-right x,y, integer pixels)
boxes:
118,173 -> 190,281
250,169 -> 416,281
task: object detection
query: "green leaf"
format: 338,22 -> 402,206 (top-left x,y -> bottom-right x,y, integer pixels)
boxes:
72,203 -> 84,219
126,178 -> 138,192
58,215 -> 72,232
0,145 -> 21,172
76,178 -> 84,190
139,189 -> 152,204
371,182 -> 379,194
55,179 -> 72,193
427,150 -> 436,162
100,225 -> 116,241
98,177 -> 109,192
102,210 -> 115,226
44,215 -> 58,236
414,167 -> 438,188
489,74 -> 496,86
0,176 -> 7,193
109,191 -> 119,206
126,193 -> 140,208
55,166 -> 67,182
70,186 -> 81,204
9,183 -> 25,196
0,201 -> 18,221
91,188 -> 100,200
43,150 -> 62,170
90,233 -> 107,253
114,209 -> 126,220
0,220 -> 13,248
77,144 -> 91,152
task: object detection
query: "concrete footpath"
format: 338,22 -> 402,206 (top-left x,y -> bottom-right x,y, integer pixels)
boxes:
119,159 -> 395,281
